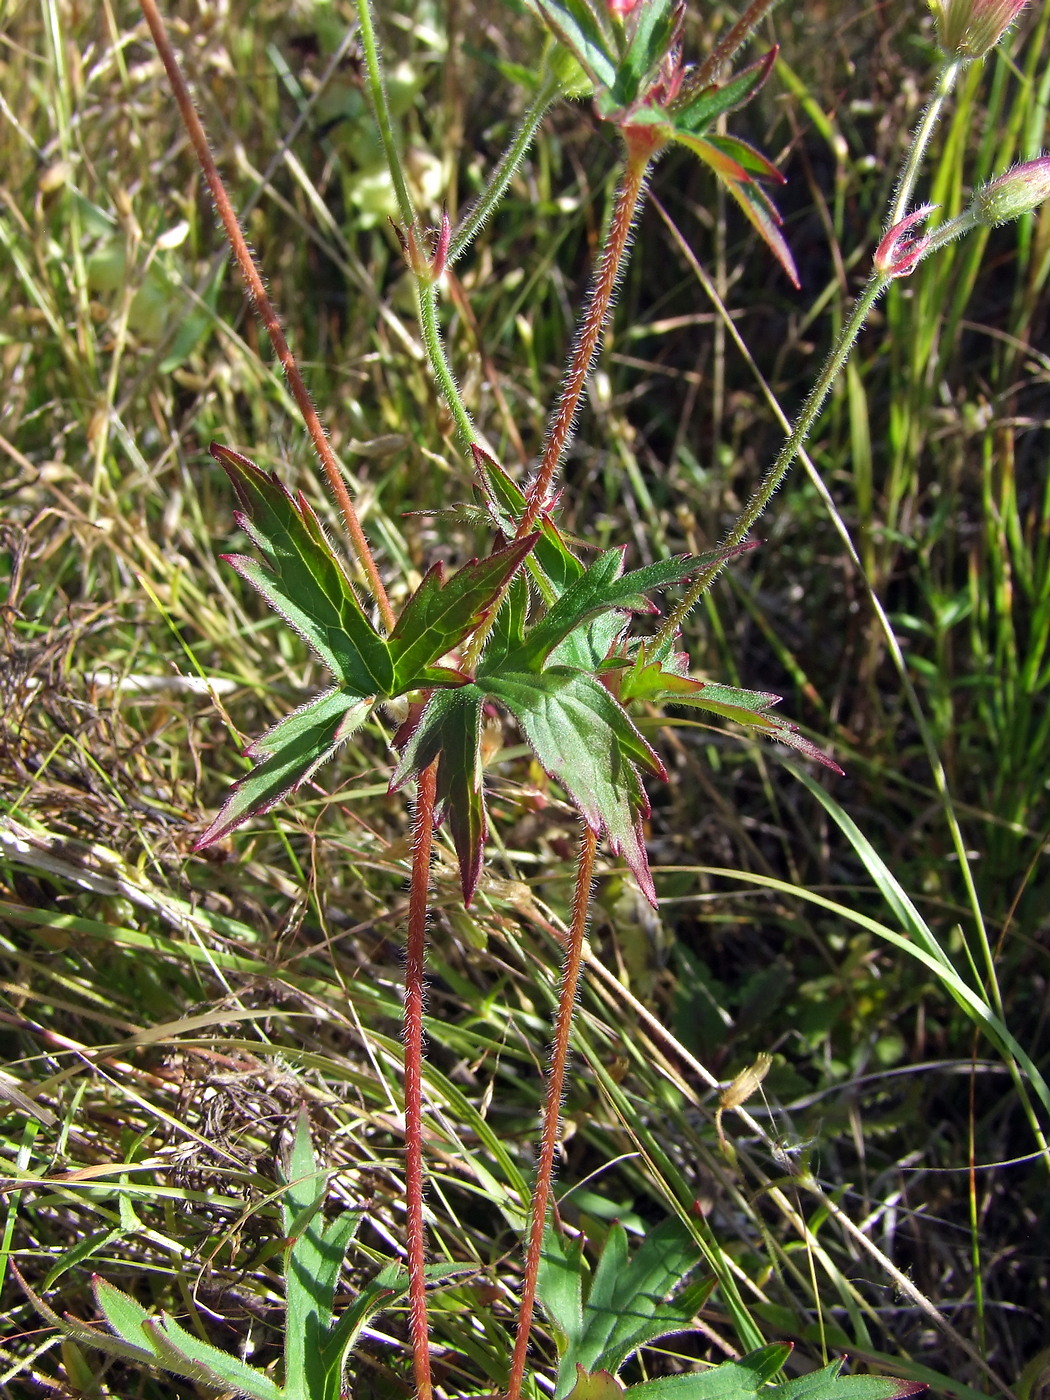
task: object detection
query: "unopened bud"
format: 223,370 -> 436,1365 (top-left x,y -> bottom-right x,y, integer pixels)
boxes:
874,205 -> 937,278
929,0 -> 1028,60
973,157 -> 1050,225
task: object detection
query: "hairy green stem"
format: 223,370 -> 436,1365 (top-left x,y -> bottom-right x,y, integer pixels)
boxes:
449,74 -> 560,264
417,279 -> 475,444
519,142 -> 653,538
404,761 -> 437,1400
354,0 -> 416,229
356,0 -> 479,447
890,58 -> 963,224
506,826 -> 598,1400
139,0 -> 394,631
657,269 -> 889,647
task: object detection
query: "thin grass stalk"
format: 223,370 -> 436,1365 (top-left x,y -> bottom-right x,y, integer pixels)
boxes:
506,826 -> 598,1400
138,0 -> 394,631
405,760 -> 438,1400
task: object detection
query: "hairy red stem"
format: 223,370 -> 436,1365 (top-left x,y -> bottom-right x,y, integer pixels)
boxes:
404,760 -> 437,1400
517,151 -> 651,540
506,826 -> 598,1400
138,0 -> 394,632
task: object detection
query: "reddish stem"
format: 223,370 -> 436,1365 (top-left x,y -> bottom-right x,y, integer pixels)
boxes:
405,760 -> 437,1400
506,826 -> 598,1400
517,149 -> 651,540
138,0 -> 394,632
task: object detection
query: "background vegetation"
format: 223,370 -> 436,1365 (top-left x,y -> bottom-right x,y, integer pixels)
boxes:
1,1 -> 1048,1396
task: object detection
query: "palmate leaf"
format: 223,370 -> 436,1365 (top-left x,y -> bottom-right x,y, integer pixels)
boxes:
387,534 -> 538,690
487,547 -> 705,673
212,443 -> 395,696
195,689 -> 371,848
483,668 -> 664,905
538,1218 -> 715,1400
617,643 -> 843,774
205,444 -> 544,846
391,686 -> 487,904
625,1354 -> 925,1400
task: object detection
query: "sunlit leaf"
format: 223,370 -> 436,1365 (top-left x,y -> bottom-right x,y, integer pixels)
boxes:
195,689 -> 372,849
387,533 -> 538,690
391,686 -> 488,903
483,668 -> 663,904
212,442 -> 395,696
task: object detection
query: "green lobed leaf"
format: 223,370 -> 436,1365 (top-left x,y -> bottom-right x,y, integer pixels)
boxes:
672,48 -> 778,135
481,668 -> 663,904
91,1278 -> 160,1358
13,1269 -> 162,1372
485,569 -> 532,671
619,652 -> 842,774
281,1110 -> 361,1400
318,1261 -> 474,1400
541,1218 -> 714,1399
212,443 -> 395,696
537,1227 -> 587,1357
670,134 -> 799,288
194,689 -> 372,849
768,1362 -> 926,1400
142,1314 -> 283,1400
567,1369 -> 627,1400
391,686 -> 488,903
387,534 -> 538,690
626,1346 -> 793,1400
530,0 -> 619,91
488,548 -> 703,673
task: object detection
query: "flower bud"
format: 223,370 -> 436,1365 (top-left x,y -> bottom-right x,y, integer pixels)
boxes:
973,157 -> 1050,225
929,0 -> 1028,60
874,206 -> 937,278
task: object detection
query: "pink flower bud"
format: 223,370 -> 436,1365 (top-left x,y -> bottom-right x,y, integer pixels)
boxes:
973,156 -> 1050,225
608,0 -> 642,13
929,0 -> 1028,60
874,205 -> 937,278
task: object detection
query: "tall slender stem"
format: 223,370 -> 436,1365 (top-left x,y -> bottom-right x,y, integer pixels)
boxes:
404,761 -> 437,1400
417,279 -> 475,445
657,271 -> 888,647
138,0 -> 394,632
449,75 -> 559,265
506,826 -> 598,1400
519,145 -> 652,539
355,0 -> 416,229
889,59 -> 962,225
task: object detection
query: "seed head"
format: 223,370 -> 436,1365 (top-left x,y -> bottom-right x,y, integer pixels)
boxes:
929,0 -> 1028,60
973,156 -> 1050,225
